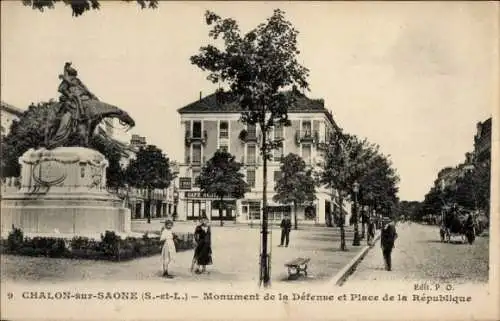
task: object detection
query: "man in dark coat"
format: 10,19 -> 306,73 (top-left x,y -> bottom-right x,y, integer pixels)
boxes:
380,217 -> 398,271
279,214 -> 292,247
367,216 -> 376,245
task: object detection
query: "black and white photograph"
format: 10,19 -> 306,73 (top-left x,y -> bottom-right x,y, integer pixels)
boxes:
1,1 -> 498,320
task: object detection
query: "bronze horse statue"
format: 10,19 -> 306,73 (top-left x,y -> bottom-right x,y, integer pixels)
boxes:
46,99 -> 135,149
46,63 -> 135,149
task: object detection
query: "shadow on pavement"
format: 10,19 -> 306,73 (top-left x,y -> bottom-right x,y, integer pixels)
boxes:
418,240 -> 467,245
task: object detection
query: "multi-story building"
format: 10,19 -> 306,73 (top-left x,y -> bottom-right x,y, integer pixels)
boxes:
176,90 -> 341,225
474,117 -> 491,165
1,101 -> 24,136
436,116 -> 491,192
436,153 -> 474,192
116,135 -> 180,220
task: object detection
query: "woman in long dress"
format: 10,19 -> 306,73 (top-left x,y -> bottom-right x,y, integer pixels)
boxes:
160,220 -> 177,278
193,217 -> 212,274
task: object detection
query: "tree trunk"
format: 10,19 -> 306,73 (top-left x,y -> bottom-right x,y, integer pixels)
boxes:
147,188 -> 151,224
219,197 -> 224,227
260,127 -> 270,287
339,195 -> 346,251
294,201 -> 298,230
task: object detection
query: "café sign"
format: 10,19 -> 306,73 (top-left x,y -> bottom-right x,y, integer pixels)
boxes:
184,191 -> 218,199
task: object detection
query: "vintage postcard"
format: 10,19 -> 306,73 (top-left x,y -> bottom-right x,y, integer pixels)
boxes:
1,1 -> 498,320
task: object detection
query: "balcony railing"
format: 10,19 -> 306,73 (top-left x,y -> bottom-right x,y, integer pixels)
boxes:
185,155 -> 206,166
239,129 -> 259,143
295,130 -> 319,145
185,130 -> 208,146
240,155 -> 260,166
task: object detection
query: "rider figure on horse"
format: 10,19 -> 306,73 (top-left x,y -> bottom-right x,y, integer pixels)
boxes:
58,62 -> 98,122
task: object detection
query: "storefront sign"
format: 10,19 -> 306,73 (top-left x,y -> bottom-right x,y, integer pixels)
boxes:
179,177 -> 192,190
184,191 -> 218,199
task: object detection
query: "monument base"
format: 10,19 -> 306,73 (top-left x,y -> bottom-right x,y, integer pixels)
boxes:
0,147 -> 132,238
1,194 -> 131,238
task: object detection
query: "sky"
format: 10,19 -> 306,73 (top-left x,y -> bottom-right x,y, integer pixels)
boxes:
1,1 -> 497,201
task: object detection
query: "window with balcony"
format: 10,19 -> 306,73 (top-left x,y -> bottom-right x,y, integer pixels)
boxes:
273,145 -> 283,162
219,121 -> 229,139
302,144 -> 312,165
302,121 -> 312,137
274,124 -> 284,140
192,121 -> 202,138
192,144 -> 202,165
192,168 -> 201,187
247,144 -> 257,165
247,124 -> 257,140
246,169 -> 256,188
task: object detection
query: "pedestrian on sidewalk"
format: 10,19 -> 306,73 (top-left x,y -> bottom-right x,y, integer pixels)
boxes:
279,214 -> 292,247
380,217 -> 398,271
160,218 -> 177,278
367,216 -> 375,245
193,216 -> 212,274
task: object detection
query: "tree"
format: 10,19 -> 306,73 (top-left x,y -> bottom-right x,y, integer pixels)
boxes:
125,144 -> 173,223
198,150 -> 249,226
321,131 -> 398,249
396,201 -> 423,221
321,131 -> 358,250
357,153 -> 400,220
22,0 -> 158,17
273,153 -> 316,230
454,166 -> 490,217
0,101 -> 127,187
191,9 -> 309,287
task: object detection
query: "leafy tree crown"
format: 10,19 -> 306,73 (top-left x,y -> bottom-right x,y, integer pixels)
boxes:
198,150 -> 248,199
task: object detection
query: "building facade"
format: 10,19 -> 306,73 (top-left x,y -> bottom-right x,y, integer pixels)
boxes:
117,135 -> 180,220
474,117 -> 491,165
176,90 -> 341,226
436,117 -> 492,192
1,101 -> 24,136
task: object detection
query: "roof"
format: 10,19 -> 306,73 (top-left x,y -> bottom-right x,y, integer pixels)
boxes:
477,117 -> 491,137
177,90 -> 339,129
0,101 -> 24,116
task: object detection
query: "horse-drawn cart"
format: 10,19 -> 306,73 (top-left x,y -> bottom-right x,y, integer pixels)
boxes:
439,207 -> 475,244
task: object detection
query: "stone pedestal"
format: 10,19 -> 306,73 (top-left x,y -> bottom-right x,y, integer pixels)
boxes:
1,147 -> 131,238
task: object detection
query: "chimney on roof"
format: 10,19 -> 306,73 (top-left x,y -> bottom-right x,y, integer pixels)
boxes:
199,91 -> 202,101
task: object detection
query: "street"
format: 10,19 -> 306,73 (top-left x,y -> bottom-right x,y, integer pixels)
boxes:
347,222 -> 489,285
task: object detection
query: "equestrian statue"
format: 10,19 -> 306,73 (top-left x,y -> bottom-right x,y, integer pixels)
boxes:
46,62 -> 135,149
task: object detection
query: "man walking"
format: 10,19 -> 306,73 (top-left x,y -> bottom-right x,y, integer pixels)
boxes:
380,217 -> 398,271
279,214 -> 292,247
367,216 -> 376,246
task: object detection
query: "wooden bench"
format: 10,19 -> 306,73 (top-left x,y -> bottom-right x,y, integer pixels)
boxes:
284,257 -> 310,279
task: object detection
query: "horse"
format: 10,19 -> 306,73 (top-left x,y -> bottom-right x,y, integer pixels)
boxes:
440,210 -> 475,244
46,99 -> 135,149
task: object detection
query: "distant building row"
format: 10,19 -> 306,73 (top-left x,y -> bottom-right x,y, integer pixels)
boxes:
436,117 -> 492,191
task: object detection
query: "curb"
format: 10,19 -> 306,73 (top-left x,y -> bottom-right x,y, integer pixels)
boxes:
329,231 -> 381,287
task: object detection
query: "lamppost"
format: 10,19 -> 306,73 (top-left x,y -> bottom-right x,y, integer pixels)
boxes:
352,181 -> 361,246
124,183 -> 130,209
173,188 -> 179,221
360,205 -> 366,239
